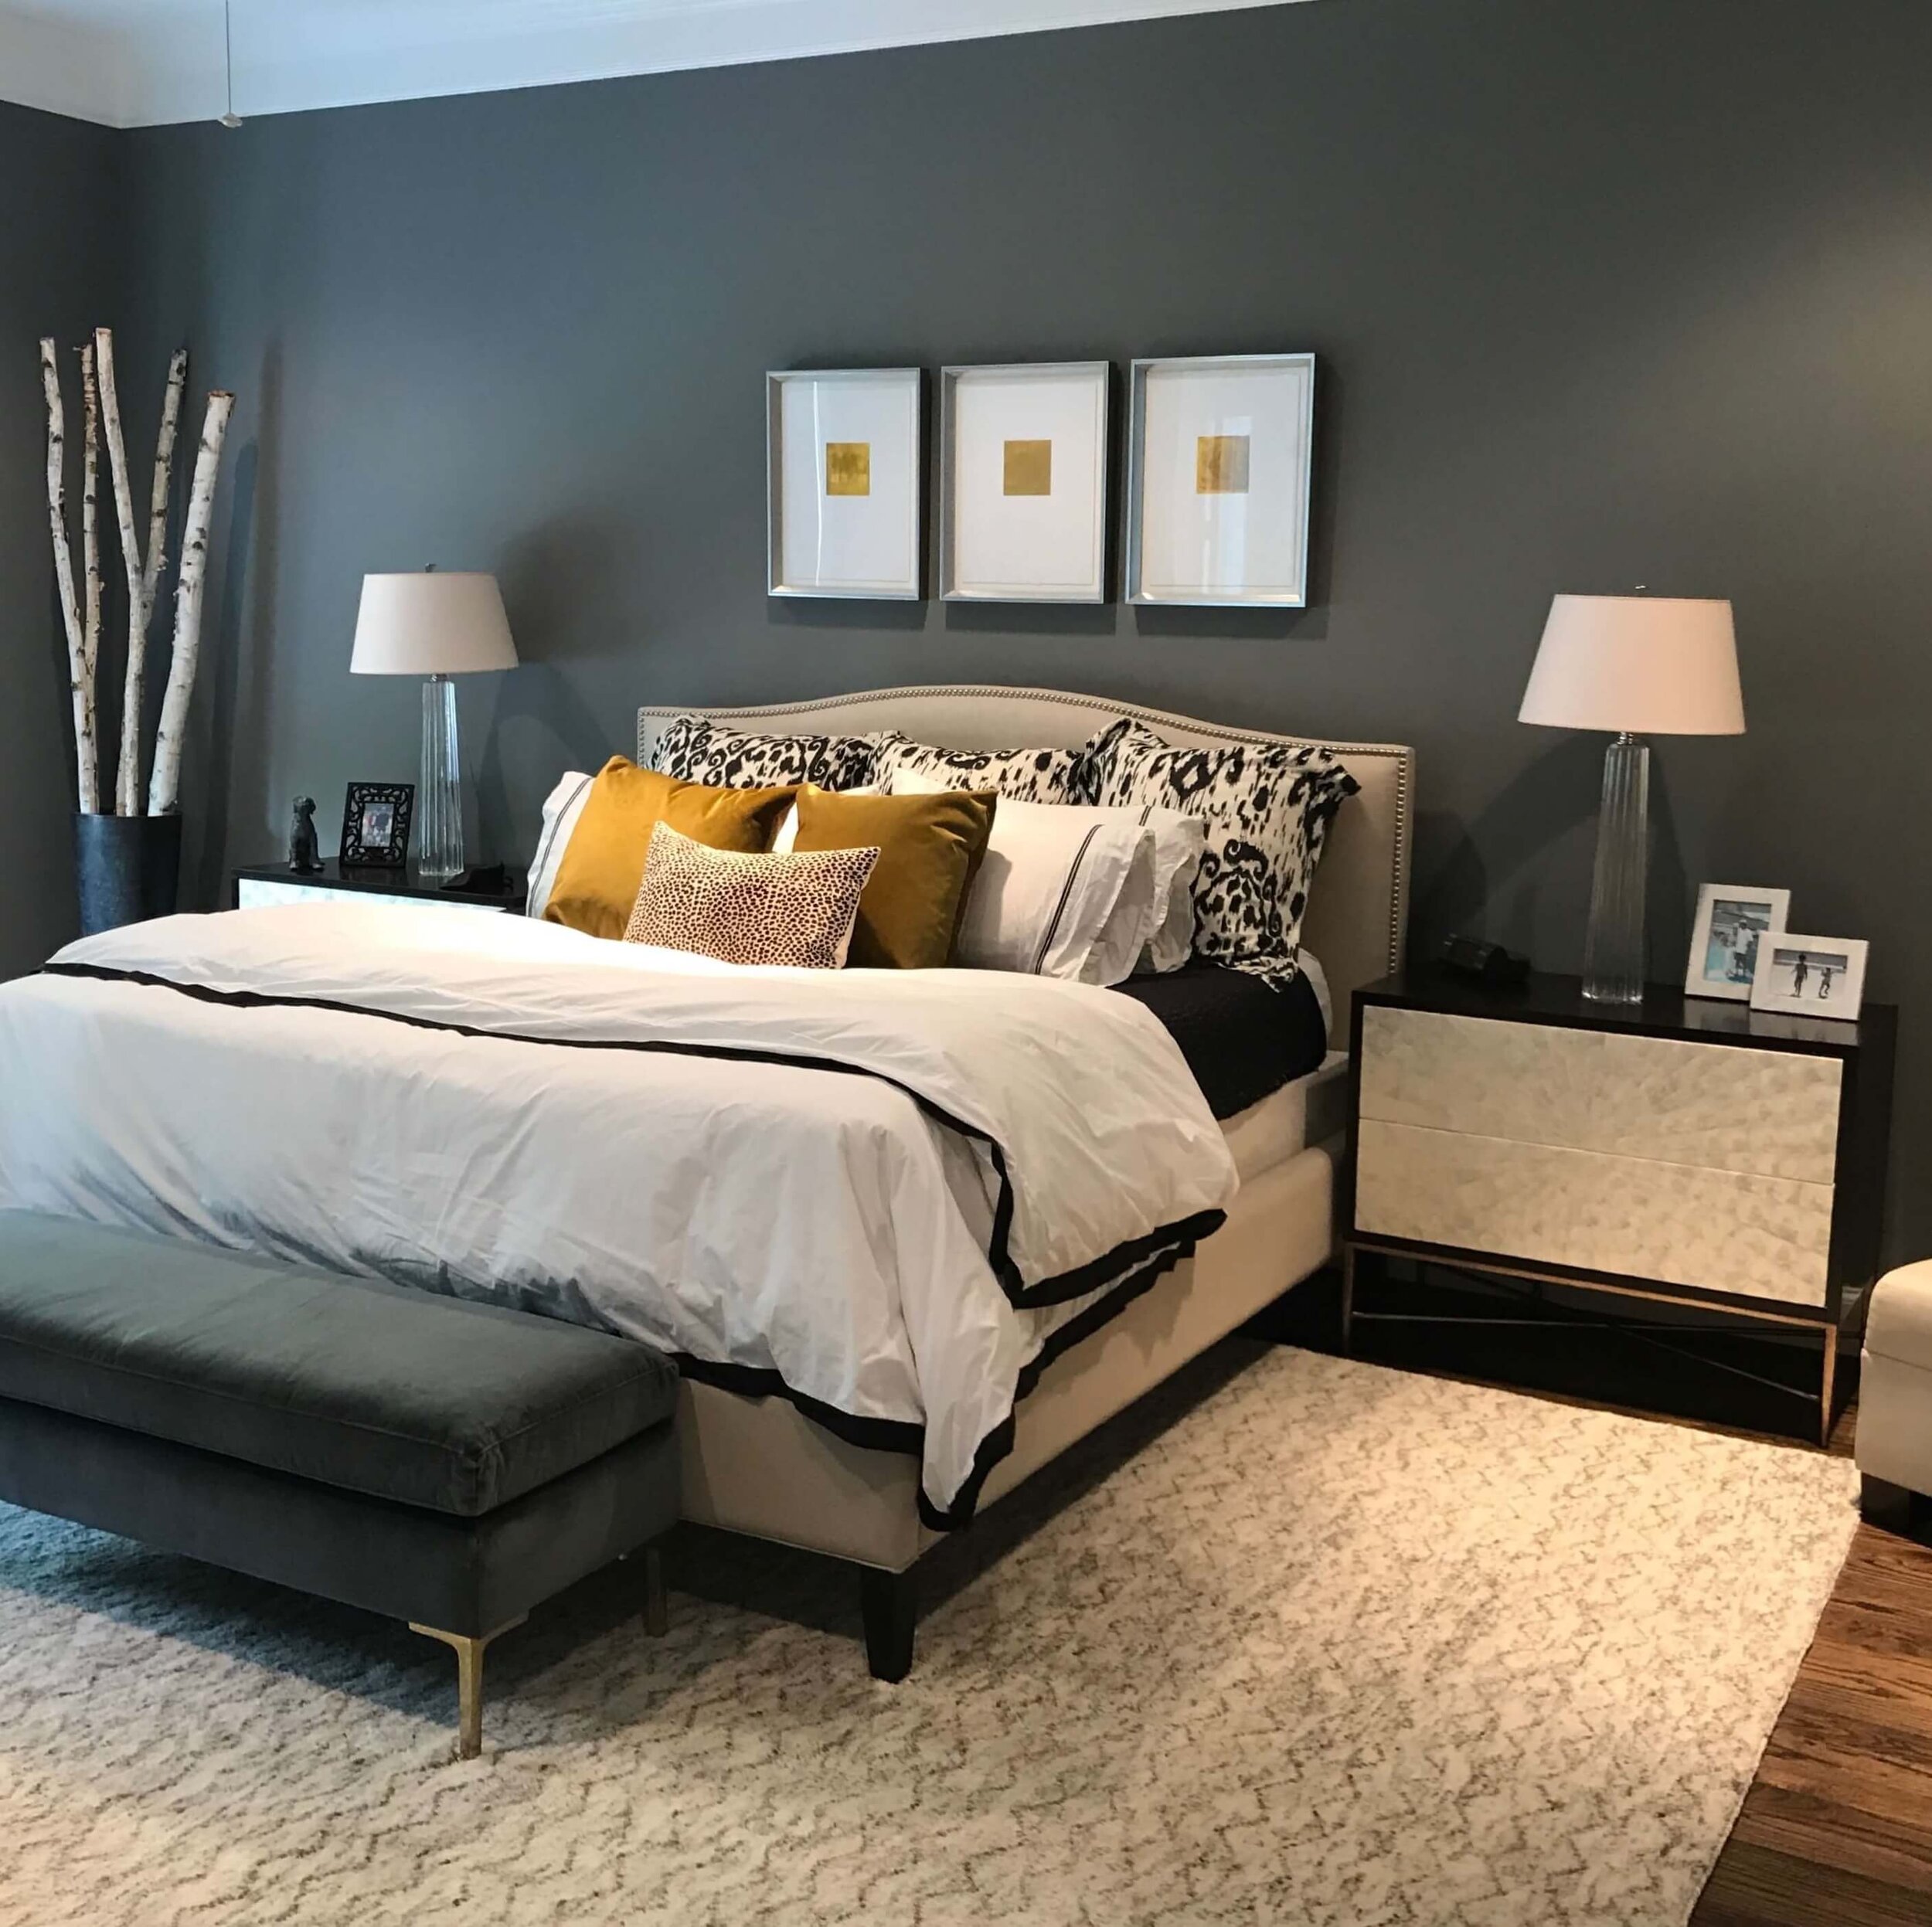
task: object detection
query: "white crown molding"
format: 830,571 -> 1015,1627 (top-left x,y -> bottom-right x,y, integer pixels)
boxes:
0,0 -> 1304,130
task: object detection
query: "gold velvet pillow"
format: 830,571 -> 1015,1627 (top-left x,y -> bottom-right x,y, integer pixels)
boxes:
543,757 -> 795,940
791,786 -> 998,969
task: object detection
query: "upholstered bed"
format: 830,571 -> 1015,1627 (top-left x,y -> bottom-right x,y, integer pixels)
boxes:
0,682 -> 1410,1679
634,686 -> 1412,1660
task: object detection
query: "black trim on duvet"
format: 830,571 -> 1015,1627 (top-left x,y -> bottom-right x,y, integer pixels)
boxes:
42,960 -> 1226,1527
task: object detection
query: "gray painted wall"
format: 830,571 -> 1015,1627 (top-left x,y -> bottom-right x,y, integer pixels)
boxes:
114,0 -> 1932,1246
1,103 -> 120,976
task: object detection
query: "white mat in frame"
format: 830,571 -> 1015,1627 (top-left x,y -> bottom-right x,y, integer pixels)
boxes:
940,360 -> 1112,603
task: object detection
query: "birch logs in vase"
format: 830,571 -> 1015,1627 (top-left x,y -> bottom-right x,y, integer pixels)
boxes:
38,327 -> 233,821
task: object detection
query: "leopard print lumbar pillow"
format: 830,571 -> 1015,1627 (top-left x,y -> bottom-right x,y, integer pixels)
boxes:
651,716 -> 876,792
1083,717 -> 1360,988
868,730 -> 1083,804
624,821 -> 879,970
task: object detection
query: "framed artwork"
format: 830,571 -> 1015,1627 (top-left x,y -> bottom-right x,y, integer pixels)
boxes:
1125,352 -> 1315,607
1684,882 -> 1790,1002
939,362 -> 1111,603
1750,933 -> 1869,1022
767,368 -> 924,599
340,780 -> 414,868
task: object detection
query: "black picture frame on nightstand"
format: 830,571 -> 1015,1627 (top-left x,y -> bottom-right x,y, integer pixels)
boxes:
341,782 -> 415,869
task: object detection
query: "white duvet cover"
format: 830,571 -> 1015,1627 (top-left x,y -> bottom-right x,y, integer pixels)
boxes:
0,906 -> 1237,1522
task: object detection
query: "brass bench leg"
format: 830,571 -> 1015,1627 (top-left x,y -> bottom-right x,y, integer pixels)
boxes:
643,1542 -> 668,1638
410,1616 -> 527,1760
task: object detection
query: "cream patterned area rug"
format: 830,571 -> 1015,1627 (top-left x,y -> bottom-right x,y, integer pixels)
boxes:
0,1345 -> 1856,1927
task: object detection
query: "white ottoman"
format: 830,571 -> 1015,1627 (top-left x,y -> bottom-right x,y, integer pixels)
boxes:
1858,1261 -> 1932,1521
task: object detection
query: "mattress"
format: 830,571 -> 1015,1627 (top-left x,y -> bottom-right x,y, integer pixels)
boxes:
1222,1051 -> 1349,1184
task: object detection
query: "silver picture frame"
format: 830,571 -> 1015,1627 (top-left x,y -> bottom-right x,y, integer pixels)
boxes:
1125,351 -> 1315,608
767,367 -> 925,600
1683,882 -> 1790,1003
938,361 -> 1113,603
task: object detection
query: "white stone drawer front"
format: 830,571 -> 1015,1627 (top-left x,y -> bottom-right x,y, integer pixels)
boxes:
1359,1007 -> 1842,1186
1354,1120 -> 1834,1307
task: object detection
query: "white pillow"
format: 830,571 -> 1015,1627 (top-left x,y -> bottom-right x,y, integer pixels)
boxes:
896,768 -> 1203,977
1126,804 -> 1206,974
526,770 -> 594,918
770,784 -> 881,854
889,770 -> 1159,984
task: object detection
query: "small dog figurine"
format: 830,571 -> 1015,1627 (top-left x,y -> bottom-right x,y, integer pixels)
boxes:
289,797 -> 323,874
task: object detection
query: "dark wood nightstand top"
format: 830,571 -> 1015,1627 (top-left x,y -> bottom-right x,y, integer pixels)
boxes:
231,860 -> 527,914
1355,966 -> 1896,1063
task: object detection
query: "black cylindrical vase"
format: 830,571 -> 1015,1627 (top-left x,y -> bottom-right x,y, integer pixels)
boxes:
74,813 -> 183,937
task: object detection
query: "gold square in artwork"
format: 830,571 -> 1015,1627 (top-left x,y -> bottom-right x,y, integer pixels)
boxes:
825,442 -> 871,496
1002,439 -> 1053,497
1195,433 -> 1251,494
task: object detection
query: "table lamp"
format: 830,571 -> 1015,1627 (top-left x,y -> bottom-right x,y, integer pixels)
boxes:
349,568 -> 517,882
1519,592 -> 1744,1004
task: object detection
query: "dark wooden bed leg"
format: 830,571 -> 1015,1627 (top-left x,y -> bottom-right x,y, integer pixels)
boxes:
642,1542 -> 668,1636
860,1565 -> 917,1682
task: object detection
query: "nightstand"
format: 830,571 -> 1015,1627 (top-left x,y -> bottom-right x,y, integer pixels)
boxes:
1342,968 -> 1896,1443
231,861 -> 526,916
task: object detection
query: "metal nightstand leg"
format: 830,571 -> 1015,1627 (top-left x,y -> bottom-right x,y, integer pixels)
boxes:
1340,1244 -> 1356,1354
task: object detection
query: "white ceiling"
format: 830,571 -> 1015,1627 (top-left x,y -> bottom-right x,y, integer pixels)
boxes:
0,0 -> 1302,128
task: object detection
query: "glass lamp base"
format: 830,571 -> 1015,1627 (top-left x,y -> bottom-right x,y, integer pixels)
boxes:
417,674 -> 464,883
1581,732 -> 1648,1005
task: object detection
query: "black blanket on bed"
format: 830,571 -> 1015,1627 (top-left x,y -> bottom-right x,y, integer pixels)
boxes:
1111,963 -> 1328,1120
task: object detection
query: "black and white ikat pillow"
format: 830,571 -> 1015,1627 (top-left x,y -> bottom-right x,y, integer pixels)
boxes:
1084,718 -> 1359,988
868,730 -> 1084,805
651,716 -> 877,793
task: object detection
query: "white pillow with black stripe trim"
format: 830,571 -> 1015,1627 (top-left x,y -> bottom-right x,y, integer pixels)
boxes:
1129,803 -> 1209,974
889,769 -> 1158,985
526,770 -> 594,919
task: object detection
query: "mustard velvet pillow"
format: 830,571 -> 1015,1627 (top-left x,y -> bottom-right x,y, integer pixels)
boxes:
792,786 -> 998,970
543,757 -> 796,940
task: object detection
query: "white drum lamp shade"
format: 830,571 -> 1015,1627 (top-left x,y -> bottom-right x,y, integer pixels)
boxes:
1519,593 -> 1744,1006
349,572 -> 518,677
349,571 -> 517,882
1519,594 -> 1743,736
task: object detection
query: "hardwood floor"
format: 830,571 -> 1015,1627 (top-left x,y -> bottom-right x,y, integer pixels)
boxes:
1699,1422 -> 1932,1926
1252,1266 -> 1932,1927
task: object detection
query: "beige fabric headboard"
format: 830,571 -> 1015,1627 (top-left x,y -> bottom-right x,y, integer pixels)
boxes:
638,685 -> 1413,1005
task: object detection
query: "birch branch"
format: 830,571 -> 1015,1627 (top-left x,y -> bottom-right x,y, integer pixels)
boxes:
95,328 -> 147,816
39,338 -> 93,814
149,390 -> 233,817
78,342 -> 101,813
143,348 -> 187,624
97,334 -> 188,814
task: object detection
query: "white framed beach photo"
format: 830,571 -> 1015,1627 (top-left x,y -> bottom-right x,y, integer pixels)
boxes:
1684,883 -> 1790,1002
1749,933 -> 1869,1022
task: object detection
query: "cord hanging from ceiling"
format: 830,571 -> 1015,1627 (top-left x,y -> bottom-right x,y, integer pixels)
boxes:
219,0 -> 242,127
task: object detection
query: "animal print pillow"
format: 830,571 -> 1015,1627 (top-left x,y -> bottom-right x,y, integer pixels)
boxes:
1084,718 -> 1359,987
651,716 -> 877,793
624,822 -> 879,970
868,730 -> 1083,804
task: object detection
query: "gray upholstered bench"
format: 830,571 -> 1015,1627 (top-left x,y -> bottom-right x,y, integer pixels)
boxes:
0,1210 -> 681,1759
